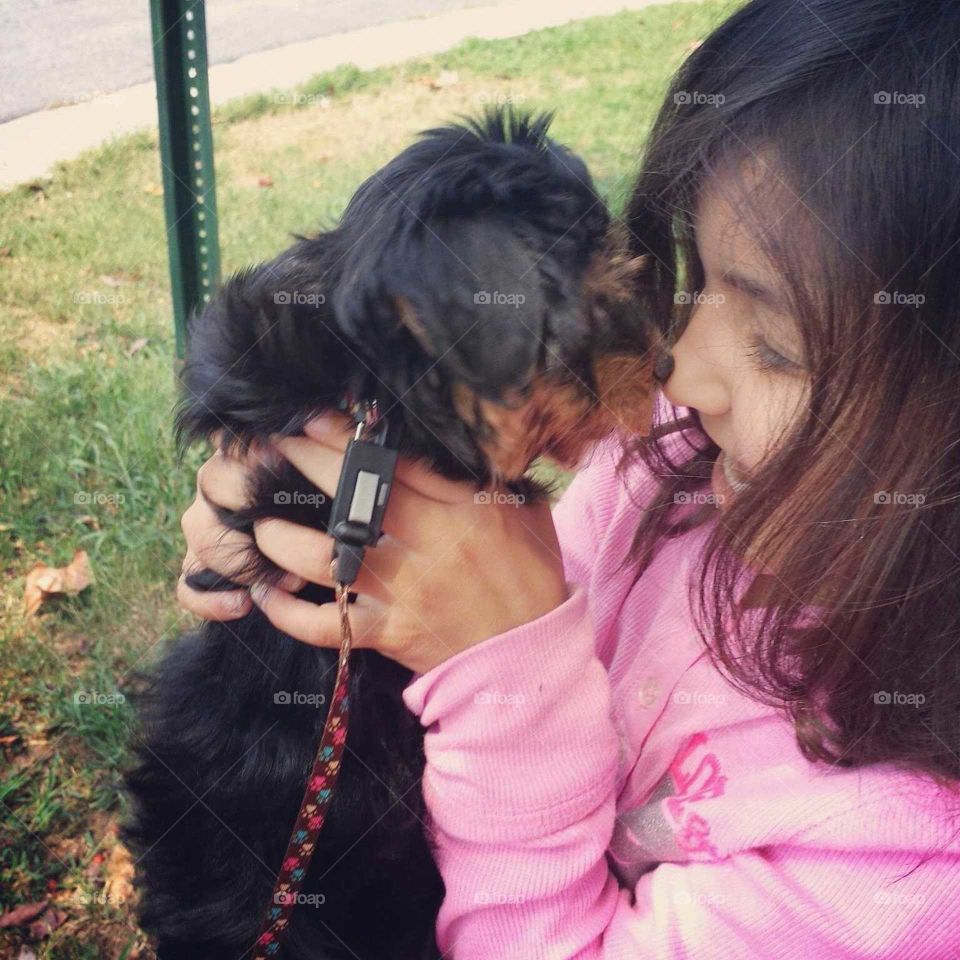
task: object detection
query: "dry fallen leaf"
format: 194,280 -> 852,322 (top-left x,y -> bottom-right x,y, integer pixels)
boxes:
27,905 -> 67,939
47,835 -> 86,862
125,337 -> 149,357
103,841 -> 135,905
427,69 -> 459,90
99,274 -> 124,287
258,175 -> 274,188
24,549 -> 93,616
0,901 -> 47,929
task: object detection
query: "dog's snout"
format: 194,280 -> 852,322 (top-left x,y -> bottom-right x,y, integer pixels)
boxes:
653,347 -> 675,385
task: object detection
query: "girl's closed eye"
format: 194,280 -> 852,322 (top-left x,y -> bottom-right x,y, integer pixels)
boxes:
745,333 -> 803,373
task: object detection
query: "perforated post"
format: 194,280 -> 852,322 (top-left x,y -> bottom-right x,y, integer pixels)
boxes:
150,0 -> 221,360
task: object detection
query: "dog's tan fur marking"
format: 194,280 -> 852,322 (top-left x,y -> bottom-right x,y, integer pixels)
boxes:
396,224 -> 660,482
451,353 -> 657,481
394,294 -> 437,354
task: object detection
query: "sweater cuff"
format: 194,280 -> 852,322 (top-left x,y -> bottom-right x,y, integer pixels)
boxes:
401,583 -> 618,841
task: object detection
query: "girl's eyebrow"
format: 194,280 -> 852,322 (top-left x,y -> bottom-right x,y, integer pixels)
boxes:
720,268 -> 788,314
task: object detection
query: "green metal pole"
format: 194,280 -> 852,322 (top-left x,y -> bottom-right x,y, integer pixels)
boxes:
149,0 -> 221,361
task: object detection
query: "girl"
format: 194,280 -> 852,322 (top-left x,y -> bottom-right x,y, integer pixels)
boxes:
177,0 -> 960,955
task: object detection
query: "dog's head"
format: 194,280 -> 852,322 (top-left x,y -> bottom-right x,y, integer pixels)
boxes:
177,105 -> 658,487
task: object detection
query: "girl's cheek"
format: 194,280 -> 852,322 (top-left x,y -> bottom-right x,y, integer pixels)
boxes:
733,379 -> 806,471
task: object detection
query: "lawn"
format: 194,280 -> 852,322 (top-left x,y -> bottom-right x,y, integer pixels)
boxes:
0,2 -> 742,955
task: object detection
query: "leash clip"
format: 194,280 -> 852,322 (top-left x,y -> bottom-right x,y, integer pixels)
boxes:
328,399 -> 401,586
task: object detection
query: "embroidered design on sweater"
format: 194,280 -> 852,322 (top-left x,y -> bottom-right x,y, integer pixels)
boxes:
607,732 -> 727,889
664,732 -> 727,857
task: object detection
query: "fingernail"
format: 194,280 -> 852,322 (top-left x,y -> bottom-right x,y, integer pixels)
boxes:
305,415 -> 345,439
280,573 -> 307,592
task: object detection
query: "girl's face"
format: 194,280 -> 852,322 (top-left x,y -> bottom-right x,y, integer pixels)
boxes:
660,171 -> 810,509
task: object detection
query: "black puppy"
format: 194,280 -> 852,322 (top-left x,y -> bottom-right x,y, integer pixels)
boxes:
122,104 -> 657,959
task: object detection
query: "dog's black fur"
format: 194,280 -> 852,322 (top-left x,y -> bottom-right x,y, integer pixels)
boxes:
122,105 -> 655,959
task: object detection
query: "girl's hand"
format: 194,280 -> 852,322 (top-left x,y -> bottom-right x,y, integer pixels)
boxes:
248,412 -> 570,675
176,435 -> 305,621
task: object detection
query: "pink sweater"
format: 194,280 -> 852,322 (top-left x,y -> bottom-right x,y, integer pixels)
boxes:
401,412 -> 960,959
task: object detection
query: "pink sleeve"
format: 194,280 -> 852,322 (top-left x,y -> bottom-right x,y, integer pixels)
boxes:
401,581 -> 623,956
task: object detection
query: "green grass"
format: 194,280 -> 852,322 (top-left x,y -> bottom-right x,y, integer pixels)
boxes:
0,2 -> 744,955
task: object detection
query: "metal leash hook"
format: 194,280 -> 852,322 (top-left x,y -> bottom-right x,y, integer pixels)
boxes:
327,399 -> 401,586
254,400 -> 402,959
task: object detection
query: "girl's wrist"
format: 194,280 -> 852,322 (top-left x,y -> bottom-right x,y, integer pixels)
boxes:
429,574 -> 571,672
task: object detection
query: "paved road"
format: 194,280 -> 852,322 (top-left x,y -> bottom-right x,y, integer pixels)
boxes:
0,0 -> 485,122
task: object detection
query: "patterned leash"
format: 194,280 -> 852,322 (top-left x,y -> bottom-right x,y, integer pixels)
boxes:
253,402 -> 400,959
253,574 -> 353,958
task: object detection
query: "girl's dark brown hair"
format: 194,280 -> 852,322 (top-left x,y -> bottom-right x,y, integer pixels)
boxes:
621,0 -> 960,796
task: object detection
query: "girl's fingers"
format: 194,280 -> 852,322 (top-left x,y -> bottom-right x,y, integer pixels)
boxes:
177,551 -> 253,621
180,493 -> 260,583
196,448 -> 255,512
303,413 -> 483,504
253,516 -> 397,598
248,585 -> 388,650
273,434 -> 465,550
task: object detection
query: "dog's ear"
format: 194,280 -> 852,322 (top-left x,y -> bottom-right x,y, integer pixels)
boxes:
581,220 -> 657,354
333,217 -> 590,401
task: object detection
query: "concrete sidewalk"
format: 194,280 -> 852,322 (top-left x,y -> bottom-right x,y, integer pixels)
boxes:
0,0 -> 696,191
